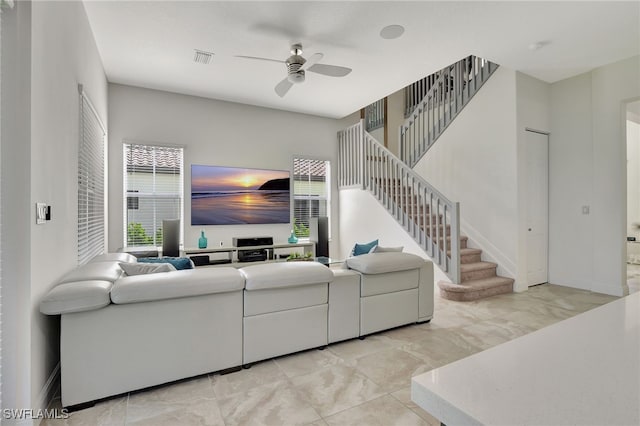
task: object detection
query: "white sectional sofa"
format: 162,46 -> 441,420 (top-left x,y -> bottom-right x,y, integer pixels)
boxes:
40,251 -> 433,408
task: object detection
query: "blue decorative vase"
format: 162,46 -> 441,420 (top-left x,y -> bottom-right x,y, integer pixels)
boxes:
198,230 -> 208,249
288,230 -> 298,244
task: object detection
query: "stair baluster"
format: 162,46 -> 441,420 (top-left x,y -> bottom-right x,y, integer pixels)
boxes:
339,120 -> 461,284
400,55 -> 499,168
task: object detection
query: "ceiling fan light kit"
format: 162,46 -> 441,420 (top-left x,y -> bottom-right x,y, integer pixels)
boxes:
235,43 -> 352,98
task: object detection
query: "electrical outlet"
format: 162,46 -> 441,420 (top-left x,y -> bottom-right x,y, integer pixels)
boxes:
582,205 -> 590,215
220,241 -> 224,247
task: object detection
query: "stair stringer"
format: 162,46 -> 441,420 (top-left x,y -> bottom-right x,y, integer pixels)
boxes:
458,217 -> 516,282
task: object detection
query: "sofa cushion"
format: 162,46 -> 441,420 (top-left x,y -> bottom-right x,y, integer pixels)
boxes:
241,262 -> 334,291
111,267 -> 244,304
58,261 -> 124,284
244,283 -> 328,316
40,280 -> 112,315
90,252 -> 137,264
360,269 -> 420,296
138,257 -> 194,270
346,252 -> 425,274
119,262 -> 176,276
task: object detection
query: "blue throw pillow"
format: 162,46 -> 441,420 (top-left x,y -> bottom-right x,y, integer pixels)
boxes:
351,239 -> 379,256
138,257 -> 194,270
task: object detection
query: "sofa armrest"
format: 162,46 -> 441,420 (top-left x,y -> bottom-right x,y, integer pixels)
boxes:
58,261 -> 124,284
40,280 -> 112,315
111,267 -> 244,304
346,252 -> 426,274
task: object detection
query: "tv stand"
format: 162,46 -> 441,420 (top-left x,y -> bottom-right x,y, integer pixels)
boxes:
183,242 -> 315,267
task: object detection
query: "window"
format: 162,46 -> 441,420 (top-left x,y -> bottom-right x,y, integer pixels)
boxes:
78,87 -> 106,265
123,143 -> 184,247
293,158 -> 330,238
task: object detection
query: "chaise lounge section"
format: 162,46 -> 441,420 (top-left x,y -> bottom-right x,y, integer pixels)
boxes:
40,253 -> 244,407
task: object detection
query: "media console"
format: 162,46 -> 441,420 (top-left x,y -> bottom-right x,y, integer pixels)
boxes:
183,241 -> 315,267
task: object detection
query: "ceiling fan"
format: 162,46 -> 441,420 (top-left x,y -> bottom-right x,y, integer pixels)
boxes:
236,43 -> 352,97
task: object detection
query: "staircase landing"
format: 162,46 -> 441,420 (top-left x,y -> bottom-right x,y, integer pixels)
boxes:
437,235 -> 513,301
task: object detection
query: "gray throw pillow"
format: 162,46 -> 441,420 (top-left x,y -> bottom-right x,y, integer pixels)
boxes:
373,245 -> 404,253
118,262 -> 176,276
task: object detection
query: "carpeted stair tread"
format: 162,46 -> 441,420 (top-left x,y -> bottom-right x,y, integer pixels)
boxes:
460,261 -> 497,272
437,276 -> 514,302
438,276 -> 514,292
448,248 -> 482,256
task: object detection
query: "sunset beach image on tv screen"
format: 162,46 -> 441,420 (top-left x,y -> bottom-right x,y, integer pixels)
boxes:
191,165 -> 290,225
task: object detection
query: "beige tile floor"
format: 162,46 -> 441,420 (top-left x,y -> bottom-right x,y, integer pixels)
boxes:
44,284 -> 618,426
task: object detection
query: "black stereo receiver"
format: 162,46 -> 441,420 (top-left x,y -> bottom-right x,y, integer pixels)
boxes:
237,249 -> 268,263
232,236 -> 274,247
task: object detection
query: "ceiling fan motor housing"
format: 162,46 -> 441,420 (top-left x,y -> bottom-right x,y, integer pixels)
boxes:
286,56 -> 306,84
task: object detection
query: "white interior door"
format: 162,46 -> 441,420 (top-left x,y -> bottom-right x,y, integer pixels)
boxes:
525,130 -> 549,286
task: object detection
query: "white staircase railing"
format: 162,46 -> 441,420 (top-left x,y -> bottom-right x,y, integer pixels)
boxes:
339,120 -> 461,284
400,56 -> 499,168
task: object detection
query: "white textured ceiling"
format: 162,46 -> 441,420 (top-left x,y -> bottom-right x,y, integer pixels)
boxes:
83,1 -> 640,119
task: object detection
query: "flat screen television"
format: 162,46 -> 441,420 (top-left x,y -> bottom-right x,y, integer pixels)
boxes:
191,164 -> 290,225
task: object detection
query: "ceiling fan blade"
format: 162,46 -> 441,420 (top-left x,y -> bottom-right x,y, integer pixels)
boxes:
300,53 -> 323,71
275,77 -> 294,97
307,63 -> 352,77
235,55 -> 284,64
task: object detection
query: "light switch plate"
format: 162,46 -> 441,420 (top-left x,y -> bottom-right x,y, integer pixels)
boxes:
36,202 -> 47,224
582,205 -> 590,215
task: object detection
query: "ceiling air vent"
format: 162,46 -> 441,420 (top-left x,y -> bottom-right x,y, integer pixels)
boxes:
193,49 -> 214,65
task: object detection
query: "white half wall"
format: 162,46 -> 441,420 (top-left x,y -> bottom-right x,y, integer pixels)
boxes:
31,0 -> 108,412
550,55 -> 640,296
108,84 -> 344,255
412,66 -> 519,282
338,187 -> 448,284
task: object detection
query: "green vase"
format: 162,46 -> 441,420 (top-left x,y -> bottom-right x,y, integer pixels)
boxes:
288,231 -> 298,244
198,230 -> 208,249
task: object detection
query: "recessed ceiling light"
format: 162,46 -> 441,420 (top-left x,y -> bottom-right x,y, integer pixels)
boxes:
193,49 -> 214,65
380,24 -> 405,40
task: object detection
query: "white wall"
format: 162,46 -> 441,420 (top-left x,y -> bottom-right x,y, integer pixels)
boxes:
338,188 -> 448,283
1,0 -> 33,414
108,84 -> 344,255
550,56 -> 640,296
412,66 -> 519,281
386,89 -> 405,157
548,72 -> 594,291
515,72 -> 551,291
0,0 -> 108,415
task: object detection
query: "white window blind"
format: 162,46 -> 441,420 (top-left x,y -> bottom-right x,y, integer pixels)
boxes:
123,143 -> 184,247
78,87 -> 106,265
293,158 -> 330,238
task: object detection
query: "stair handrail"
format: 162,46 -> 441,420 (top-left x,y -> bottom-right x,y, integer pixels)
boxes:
338,120 -> 461,284
400,56 -> 498,167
